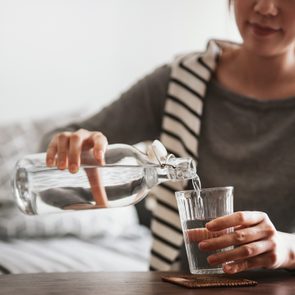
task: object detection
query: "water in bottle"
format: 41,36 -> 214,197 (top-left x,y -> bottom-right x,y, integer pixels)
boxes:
13,141 -> 198,215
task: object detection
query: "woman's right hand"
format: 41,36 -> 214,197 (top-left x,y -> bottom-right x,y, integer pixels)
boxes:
46,129 -> 109,208
46,129 -> 108,173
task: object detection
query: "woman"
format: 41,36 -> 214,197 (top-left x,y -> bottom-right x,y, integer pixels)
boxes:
44,0 -> 295,273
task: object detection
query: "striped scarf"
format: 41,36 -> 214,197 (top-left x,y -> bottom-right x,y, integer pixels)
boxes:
149,40 -> 221,271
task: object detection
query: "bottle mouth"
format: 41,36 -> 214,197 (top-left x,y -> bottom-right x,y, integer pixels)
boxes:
166,157 -> 197,180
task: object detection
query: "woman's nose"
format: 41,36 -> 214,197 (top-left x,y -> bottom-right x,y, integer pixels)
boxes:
254,0 -> 279,17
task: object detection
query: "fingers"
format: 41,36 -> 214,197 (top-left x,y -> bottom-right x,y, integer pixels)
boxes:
45,129 -> 108,173
207,239 -> 275,266
187,228 -> 225,243
56,132 -> 70,170
90,132 -> 108,164
68,130 -> 87,173
46,142 -> 57,167
198,211 -> 280,274
46,132 -> 71,168
202,212 -> 276,253
85,168 -> 108,208
223,251 -> 278,274
206,211 -> 268,231
199,226 -> 268,251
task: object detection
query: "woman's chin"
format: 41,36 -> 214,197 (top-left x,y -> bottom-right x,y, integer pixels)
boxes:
243,40 -> 287,58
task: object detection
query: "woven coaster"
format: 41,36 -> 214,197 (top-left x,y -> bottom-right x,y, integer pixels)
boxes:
162,274 -> 257,288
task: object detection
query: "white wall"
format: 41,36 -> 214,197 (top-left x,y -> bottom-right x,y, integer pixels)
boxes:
0,0 -> 241,123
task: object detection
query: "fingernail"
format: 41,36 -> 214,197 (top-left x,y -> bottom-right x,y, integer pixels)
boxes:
97,151 -> 105,163
205,221 -> 214,230
198,241 -> 207,249
207,256 -> 217,265
94,150 -> 99,158
70,164 -> 78,173
224,265 -> 236,273
99,150 -> 104,159
58,161 -> 66,168
47,159 -> 53,166
95,150 -> 102,159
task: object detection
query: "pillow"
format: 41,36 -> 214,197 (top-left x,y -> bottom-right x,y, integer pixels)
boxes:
0,112 -> 138,239
0,202 -> 138,240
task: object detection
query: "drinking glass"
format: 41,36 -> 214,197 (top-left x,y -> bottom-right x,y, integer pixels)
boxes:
176,186 -> 234,274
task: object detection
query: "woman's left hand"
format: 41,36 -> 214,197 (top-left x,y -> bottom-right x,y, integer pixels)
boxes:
198,211 -> 294,273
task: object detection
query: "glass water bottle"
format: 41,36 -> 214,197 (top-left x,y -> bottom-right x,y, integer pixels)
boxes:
12,140 -> 197,215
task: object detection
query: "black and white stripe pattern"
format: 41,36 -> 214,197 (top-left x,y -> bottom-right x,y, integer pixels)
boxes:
149,40 -> 221,271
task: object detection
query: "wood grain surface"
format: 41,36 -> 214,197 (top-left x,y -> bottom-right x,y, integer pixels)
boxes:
0,270 -> 294,295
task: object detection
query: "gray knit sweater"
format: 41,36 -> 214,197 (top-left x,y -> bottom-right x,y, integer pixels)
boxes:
41,64 -> 295,234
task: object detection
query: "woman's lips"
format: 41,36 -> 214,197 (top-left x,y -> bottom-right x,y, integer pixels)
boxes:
248,22 -> 281,37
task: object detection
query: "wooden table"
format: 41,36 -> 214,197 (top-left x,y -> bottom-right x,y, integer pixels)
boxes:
0,270 -> 294,295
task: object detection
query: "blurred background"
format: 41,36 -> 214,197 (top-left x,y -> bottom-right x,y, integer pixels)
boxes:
0,0 -> 241,123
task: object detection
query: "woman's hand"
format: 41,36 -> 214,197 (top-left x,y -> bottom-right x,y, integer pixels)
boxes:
46,129 -> 108,173
46,129 -> 109,208
198,211 -> 295,273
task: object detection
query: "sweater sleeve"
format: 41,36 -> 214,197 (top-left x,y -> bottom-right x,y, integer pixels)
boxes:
40,64 -> 171,151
